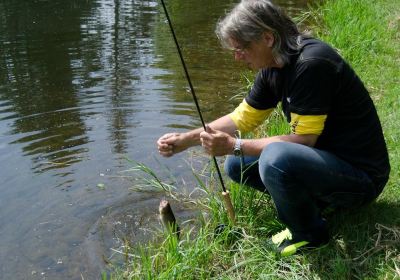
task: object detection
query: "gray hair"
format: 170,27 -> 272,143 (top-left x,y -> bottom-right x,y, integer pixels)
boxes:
215,0 -> 301,65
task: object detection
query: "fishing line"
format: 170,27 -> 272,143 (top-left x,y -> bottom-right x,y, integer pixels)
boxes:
159,0 -> 227,193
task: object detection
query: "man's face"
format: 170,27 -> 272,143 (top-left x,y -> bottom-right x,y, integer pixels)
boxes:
229,32 -> 278,70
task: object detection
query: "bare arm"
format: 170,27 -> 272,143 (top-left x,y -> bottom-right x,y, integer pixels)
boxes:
199,125 -> 319,157
157,115 -> 237,157
158,113 -> 319,158
240,134 -> 319,156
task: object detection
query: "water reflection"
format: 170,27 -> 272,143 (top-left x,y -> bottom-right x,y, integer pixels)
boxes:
0,0 -> 92,176
0,0 -> 313,278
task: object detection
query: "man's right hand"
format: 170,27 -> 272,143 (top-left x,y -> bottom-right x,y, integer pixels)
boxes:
157,133 -> 190,157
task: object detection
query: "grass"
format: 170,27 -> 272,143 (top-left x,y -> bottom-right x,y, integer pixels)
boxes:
110,0 -> 400,279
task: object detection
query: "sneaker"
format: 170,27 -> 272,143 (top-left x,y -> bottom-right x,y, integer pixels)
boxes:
278,237 -> 327,257
268,226 -> 329,257
271,228 -> 292,245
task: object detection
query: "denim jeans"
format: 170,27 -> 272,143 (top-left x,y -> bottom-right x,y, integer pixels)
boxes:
224,142 -> 378,235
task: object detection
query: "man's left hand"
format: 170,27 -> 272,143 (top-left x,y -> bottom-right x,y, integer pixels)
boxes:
199,125 -> 235,156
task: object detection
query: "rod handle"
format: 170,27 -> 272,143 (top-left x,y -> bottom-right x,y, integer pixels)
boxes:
222,191 -> 236,225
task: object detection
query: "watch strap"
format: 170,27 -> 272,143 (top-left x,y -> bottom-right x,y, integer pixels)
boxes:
233,138 -> 242,156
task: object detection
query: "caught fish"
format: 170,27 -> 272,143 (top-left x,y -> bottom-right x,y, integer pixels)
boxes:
159,199 -> 180,238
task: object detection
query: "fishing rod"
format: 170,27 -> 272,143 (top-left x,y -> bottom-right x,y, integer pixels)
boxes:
159,0 -> 235,225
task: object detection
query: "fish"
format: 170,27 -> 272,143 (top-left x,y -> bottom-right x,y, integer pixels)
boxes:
159,199 -> 180,238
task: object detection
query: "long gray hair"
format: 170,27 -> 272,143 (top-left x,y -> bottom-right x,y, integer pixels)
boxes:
215,0 -> 302,65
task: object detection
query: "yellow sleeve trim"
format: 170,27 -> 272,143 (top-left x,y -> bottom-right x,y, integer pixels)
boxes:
290,113 -> 327,135
228,99 -> 274,133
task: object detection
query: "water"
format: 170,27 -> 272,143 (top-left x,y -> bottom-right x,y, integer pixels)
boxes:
0,0 -> 312,278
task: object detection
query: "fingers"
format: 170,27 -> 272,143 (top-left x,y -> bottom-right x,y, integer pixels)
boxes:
200,128 -> 216,155
157,141 -> 174,157
200,124 -> 218,143
199,129 -> 212,142
158,147 -> 174,157
200,126 -> 233,156
157,133 -> 177,157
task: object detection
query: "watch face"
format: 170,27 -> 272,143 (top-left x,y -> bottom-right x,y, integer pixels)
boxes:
234,138 -> 241,156
234,148 -> 241,156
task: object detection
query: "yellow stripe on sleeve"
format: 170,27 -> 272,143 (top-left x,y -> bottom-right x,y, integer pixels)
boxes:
290,113 -> 327,135
228,99 -> 274,133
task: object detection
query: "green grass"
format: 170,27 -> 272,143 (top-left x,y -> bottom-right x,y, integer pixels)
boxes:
110,0 -> 400,279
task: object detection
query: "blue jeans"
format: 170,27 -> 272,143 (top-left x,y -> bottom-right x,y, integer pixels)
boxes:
224,142 -> 378,236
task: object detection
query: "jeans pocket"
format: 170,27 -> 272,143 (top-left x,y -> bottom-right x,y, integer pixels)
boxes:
320,191 -> 366,210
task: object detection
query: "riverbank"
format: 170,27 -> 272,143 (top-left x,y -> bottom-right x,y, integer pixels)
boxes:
111,0 -> 399,278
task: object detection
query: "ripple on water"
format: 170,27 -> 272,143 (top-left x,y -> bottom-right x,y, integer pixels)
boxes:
83,193 -> 202,272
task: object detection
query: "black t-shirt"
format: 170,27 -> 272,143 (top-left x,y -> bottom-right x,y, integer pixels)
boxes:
246,37 -> 390,186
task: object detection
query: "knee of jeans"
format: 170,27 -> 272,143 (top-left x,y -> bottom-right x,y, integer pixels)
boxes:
224,155 -> 242,183
259,142 -> 294,183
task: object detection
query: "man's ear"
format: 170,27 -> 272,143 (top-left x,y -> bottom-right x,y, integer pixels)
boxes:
263,31 -> 275,47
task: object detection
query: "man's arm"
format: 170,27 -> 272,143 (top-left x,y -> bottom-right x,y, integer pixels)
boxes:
199,126 -> 319,157
240,134 -> 318,156
157,115 -> 237,157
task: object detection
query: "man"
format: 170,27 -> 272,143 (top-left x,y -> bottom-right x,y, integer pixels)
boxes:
157,0 -> 390,256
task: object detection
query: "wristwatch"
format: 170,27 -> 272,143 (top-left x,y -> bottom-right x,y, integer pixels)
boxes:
233,138 -> 242,156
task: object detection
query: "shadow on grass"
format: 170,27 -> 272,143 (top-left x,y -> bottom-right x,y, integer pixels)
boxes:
306,198 -> 400,279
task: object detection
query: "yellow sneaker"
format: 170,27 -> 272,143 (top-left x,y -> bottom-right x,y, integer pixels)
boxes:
268,226 -> 329,257
271,228 -> 292,246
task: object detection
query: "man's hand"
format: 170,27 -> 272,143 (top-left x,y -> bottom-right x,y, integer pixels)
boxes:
157,133 -> 191,157
156,116 -> 238,158
199,125 -> 235,156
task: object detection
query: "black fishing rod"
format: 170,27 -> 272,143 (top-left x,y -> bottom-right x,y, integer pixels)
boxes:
159,0 -> 235,224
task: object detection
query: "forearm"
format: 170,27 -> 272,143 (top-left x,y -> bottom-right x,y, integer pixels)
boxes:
241,134 -> 318,156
